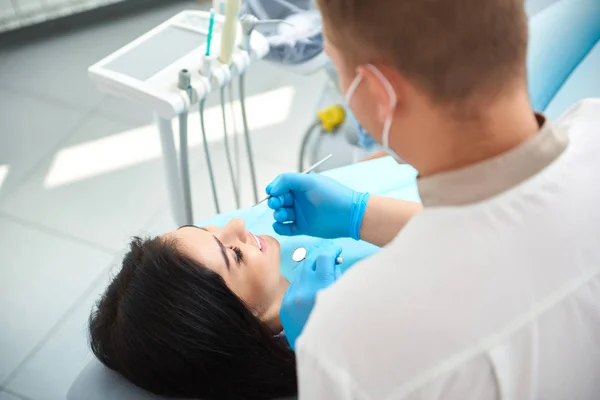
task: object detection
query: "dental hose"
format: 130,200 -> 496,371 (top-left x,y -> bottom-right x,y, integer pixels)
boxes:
200,100 -> 221,214
220,85 -> 241,208
229,83 -> 241,198
177,69 -> 194,223
298,120 -> 320,172
178,111 -> 194,223
239,73 -> 260,203
298,105 -> 346,172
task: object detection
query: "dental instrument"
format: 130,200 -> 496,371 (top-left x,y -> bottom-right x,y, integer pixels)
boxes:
292,246 -> 343,265
255,153 -> 333,206
205,8 -> 216,57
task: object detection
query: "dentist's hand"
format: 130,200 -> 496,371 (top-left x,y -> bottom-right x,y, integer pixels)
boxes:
281,242 -> 343,350
266,173 -> 370,240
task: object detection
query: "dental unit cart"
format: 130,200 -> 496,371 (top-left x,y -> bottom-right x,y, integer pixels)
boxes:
88,4 -> 271,226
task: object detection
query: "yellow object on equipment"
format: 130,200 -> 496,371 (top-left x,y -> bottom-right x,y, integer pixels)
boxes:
317,105 -> 346,132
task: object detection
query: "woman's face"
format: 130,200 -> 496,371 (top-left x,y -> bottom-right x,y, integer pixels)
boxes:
164,219 -> 282,315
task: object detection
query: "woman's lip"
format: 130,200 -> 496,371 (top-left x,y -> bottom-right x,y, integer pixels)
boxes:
250,233 -> 266,253
250,233 -> 261,250
257,236 -> 267,253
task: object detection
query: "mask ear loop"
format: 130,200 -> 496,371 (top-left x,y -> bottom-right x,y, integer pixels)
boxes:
344,73 -> 364,104
365,65 -> 397,147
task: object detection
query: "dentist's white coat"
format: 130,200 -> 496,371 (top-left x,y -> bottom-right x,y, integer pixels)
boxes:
296,99 -> 600,400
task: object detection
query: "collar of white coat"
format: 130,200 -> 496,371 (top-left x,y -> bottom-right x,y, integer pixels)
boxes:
417,114 -> 569,207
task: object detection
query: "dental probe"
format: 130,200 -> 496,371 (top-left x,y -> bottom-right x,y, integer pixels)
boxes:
254,153 -> 333,206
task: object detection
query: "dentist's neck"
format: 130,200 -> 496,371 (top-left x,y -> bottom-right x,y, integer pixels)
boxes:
260,276 -> 289,333
400,88 -> 539,177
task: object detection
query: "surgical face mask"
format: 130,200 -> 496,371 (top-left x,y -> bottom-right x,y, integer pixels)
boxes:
356,124 -> 378,150
344,64 -> 401,161
346,109 -> 378,150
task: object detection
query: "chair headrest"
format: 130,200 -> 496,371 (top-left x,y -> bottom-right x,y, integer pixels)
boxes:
68,358 -> 299,400
527,0 -> 600,110
67,358 -> 179,400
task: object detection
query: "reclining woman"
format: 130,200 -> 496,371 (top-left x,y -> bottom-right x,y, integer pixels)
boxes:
89,216 -> 379,400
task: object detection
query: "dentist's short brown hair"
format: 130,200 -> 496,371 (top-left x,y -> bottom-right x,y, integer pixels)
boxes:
317,0 -> 529,104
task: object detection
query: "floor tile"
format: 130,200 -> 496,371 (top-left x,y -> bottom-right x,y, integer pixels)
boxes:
0,1 -> 201,111
0,31 -> 105,111
0,217 -> 113,384
0,88 -> 87,197
0,115 -> 172,251
0,391 -> 28,400
5,267 -> 114,400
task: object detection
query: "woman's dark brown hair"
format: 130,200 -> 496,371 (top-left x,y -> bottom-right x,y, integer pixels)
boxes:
89,236 -> 296,400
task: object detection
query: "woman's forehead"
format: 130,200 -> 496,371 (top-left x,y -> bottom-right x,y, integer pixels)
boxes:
170,226 -> 229,274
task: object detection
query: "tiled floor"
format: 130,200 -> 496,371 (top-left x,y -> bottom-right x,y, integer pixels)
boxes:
0,2 -> 335,398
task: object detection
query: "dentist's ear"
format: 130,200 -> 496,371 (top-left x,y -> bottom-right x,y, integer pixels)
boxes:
360,64 -> 402,122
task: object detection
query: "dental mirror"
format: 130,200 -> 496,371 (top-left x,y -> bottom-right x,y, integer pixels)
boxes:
292,247 -> 307,262
292,246 -> 344,264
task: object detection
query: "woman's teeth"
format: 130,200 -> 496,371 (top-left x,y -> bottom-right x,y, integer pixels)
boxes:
252,234 -> 262,250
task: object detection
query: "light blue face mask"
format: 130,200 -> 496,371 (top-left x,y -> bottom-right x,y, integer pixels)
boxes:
346,110 -> 378,150
344,64 -> 402,161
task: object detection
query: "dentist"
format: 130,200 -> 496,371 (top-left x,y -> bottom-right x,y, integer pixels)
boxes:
266,0 -> 600,398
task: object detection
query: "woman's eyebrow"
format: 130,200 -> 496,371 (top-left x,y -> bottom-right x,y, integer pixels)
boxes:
177,225 -> 207,231
213,236 -> 231,270
176,225 -> 229,268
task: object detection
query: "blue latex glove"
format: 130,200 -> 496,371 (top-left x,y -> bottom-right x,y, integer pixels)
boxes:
266,173 -> 370,240
280,242 -> 343,350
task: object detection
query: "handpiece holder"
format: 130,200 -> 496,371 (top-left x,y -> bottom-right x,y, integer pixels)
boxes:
177,69 -> 199,104
239,14 -> 293,51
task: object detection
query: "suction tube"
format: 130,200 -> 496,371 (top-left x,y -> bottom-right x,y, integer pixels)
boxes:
220,85 -> 241,208
298,120 -> 321,172
177,69 -> 194,223
200,100 -> 221,213
239,74 -> 259,203
228,84 -> 241,199
178,111 -> 194,223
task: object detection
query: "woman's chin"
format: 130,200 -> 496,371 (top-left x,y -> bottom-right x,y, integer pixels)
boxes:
261,235 -> 281,269
262,235 -> 280,253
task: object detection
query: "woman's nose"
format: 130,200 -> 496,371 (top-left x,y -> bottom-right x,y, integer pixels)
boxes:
222,218 -> 247,243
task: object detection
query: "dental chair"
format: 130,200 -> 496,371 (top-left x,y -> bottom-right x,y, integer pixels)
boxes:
67,0 -> 600,398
